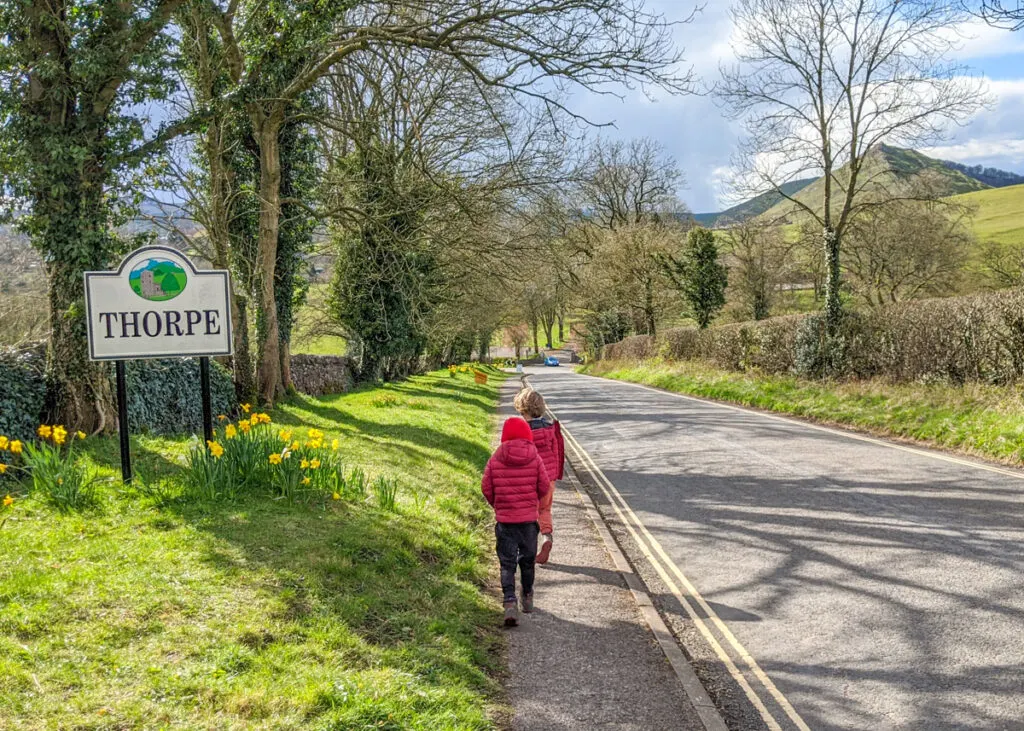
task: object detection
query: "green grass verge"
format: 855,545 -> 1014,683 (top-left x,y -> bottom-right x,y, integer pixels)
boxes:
583,359 -> 1024,465
0,368 -> 508,730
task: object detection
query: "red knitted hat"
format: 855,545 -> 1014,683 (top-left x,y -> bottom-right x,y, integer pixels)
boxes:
501,417 -> 534,443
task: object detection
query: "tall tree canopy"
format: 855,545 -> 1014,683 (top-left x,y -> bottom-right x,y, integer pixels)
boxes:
0,0 -> 191,430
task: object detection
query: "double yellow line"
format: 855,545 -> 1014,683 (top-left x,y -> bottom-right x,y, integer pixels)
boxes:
560,424 -> 811,731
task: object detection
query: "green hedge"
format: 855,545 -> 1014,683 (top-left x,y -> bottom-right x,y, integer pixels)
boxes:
0,347 -> 47,441
125,358 -> 237,435
0,350 -> 237,439
600,289 -> 1024,385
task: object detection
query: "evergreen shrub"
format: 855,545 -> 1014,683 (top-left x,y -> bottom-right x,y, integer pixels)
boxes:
0,347 -> 47,441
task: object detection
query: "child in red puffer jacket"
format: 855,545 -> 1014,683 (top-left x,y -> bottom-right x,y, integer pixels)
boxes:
482,417 -> 551,627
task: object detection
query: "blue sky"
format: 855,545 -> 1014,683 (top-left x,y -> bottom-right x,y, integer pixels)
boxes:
567,2 -> 1024,213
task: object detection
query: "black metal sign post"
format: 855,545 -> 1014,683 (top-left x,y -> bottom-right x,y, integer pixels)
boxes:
115,359 -> 132,484
199,356 -> 214,444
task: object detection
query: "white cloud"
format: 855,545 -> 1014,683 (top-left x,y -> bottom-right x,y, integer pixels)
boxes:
950,19 -> 1024,60
924,138 -> 1024,164
568,5 -> 1024,212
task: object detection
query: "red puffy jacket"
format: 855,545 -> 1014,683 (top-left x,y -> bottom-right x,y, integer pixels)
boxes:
481,439 -> 551,523
528,418 -> 565,481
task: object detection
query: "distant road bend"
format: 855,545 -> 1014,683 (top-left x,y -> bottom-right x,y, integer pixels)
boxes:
526,367 -> 1024,731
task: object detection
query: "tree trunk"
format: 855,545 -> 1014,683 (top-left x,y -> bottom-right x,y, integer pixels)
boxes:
644,277 -> 656,336
254,111 -> 285,404
46,258 -> 116,433
542,310 -> 555,349
37,168 -> 117,431
823,226 -> 842,332
557,310 -> 565,342
231,294 -> 256,403
531,317 -> 540,353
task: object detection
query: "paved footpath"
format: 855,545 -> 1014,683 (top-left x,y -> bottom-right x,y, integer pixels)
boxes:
499,380 -> 708,731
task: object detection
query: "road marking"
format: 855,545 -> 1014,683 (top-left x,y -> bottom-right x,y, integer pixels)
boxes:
565,466 -> 729,731
574,370 -> 1024,481
560,424 -> 812,731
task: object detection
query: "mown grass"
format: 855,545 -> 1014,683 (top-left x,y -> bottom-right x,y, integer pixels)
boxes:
584,359 -> 1024,465
0,368 -> 508,730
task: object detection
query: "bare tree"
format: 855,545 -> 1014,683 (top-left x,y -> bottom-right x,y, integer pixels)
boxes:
200,0 -> 693,402
577,137 -> 685,230
722,220 -> 796,320
578,223 -> 684,335
718,0 -> 987,331
843,198 -> 973,306
978,0 -> 1024,29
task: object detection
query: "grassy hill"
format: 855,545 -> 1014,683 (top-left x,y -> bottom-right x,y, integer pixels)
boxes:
693,177 -> 816,227
951,183 -> 1024,246
760,144 -> 989,223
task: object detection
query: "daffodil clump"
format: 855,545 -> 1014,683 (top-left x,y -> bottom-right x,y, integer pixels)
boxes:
184,409 -> 382,505
0,424 -> 94,510
185,405 -> 276,500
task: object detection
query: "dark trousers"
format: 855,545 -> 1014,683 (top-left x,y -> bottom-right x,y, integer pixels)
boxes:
495,521 -> 539,603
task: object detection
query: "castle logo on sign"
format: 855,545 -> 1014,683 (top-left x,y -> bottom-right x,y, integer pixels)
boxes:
85,246 -> 233,361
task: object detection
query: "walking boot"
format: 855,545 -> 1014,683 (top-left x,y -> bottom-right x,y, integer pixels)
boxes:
503,600 -> 519,627
522,592 -> 534,613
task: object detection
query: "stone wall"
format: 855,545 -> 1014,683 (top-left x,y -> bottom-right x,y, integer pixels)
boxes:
290,354 -> 355,396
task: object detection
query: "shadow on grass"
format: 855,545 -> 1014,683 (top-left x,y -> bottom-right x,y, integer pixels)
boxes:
143,372 -> 508,725
162,489 -> 504,724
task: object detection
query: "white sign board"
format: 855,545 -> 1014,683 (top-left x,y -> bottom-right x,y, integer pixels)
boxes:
85,246 -> 233,361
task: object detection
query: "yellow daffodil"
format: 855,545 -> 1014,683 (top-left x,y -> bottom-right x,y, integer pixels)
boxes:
217,414 -> 228,422
250,414 -> 260,426
300,459 -> 310,469
76,431 -> 86,441
0,463 -> 7,474
257,413 -> 271,424
238,421 -> 251,434
279,429 -> 292,442
3,494 -> 13,507
306,440 -> 322,450
241,403 -> 251,414
9,441 -> 22,454
331,439 -> 339,451
268,453 -> 282,465
301,477 -> 311,486
310,459 -> 321,470
52,426 -> 68,445
332,492 -> 340,500
290,441 -> 300,451
225,424 -> 237,439
207,440 -> 225,458
37,425 -> 52,439
307,428 -> 324,440
0,436 -> 7,450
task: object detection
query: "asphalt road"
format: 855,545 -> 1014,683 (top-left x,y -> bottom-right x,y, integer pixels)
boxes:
525,367 -> 1024,731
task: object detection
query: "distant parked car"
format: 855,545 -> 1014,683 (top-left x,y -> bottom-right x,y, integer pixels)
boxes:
544,355 -> 560,367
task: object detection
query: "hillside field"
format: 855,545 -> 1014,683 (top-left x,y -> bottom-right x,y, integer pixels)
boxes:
953,183 -> 1024,246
